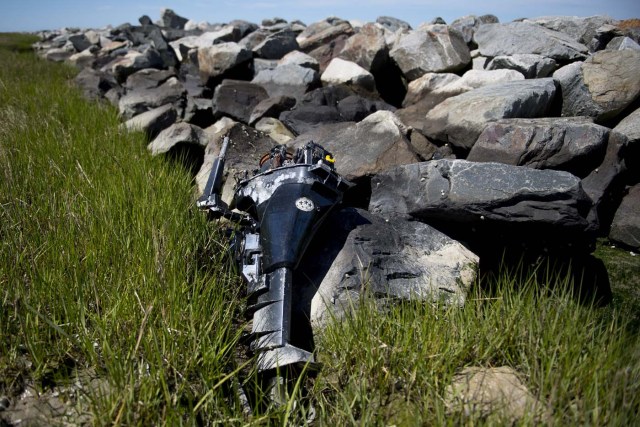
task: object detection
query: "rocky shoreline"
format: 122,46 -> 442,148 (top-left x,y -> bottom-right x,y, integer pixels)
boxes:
31,9 -> 640,314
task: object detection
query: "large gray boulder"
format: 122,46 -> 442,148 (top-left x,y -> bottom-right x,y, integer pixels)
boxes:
291,110 -> 419,180
197,42 -> 253,86
554,50 -> 640,122
609,184 -> 640,250
486,54 -> 557,78
431,69 -> 524,98
474,22 -> 588,61
402,73 -> 460,107
338,23 -> 389,72
525,15 -> 615,47
212,80 -> 269,124
252,63 -> 320,99
159,8 -> 189,29
369,160 -> 595,247
253,29 -> 300,59
105,46 -> 165,83
121,104 -> 177,139
296,18 -> 354,52
147,122 -> 208,155
390,24 -> 470,80
449,14 -> 499,45
118,77 -> 186,120
467,117 -> 610,177
320,58 -> 376,92
298,208 -> 479,328
423,78 -> 557,151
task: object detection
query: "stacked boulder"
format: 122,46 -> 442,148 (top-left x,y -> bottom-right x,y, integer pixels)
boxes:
33,10 -> 640,315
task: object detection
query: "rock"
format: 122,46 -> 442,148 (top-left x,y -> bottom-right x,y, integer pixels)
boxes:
212,80 -> 269,124
615,107 -> 640,144
525,15 -> 615,47
468,117 -> 609,177
122,104 -> 178,139
291,110 -> 419,180
253,58 -> 279,76
402,73 -> 460,107
253,29 -> 299,59
159,8 -> 188,29
450,14 -> 500,45
423,78 -> 557,151
390,25 -> 470,80
278,50 -> 320,71
336,95 -> 395,122
296,18 -> 354,52
120,25 -> 178,68
554,50 -> 640,122
376,16 -> 412,32
321,58 -> 376,92
338,23 -> 389,72
123,68 -> 175,91
369,160 -> 595,247
407,130 -> 439,161
445,366 -> 550,424
254,117 -> 295,144
474,22 -> 588,62
238,28 -> 270,51
606,36 -> 640,51
301,208 -> 478,328
68,33 -> 92,52
42,47 -> 74,62
147,122 -> 208,155
74,68 -> 119,100
432,69 -> 524,98
183,97 -> 215,128
252,63 -> 320,99
249,95 -> 296,125
105,46 -> 165,83
183,27 -> 243,50
197,42 -> 253,87
486,54 -> 557,78
118,77 -> 186,120
581,131 -> 630,231
609,184 -> 640,250
67,47 -> 98,69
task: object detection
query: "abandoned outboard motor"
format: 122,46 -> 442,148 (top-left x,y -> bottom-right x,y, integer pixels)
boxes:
198,137 -> 352,378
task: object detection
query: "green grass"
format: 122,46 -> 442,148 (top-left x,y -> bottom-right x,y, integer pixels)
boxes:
1,33 -> 639,426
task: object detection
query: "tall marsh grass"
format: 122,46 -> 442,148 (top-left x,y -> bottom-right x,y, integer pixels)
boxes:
1,34 -> 638,425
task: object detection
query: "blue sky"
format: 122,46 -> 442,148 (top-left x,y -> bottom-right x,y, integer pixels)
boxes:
1,0 -> 639,32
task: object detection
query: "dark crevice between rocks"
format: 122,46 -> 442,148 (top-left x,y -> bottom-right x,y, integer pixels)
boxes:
372,59 -> 407,108
165,143 -> 205,178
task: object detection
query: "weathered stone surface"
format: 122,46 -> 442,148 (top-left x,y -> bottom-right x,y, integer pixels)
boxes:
450,14 -> 499,45
486,54 -> 557,78
118,77 -> 186,119
445,367 -> 550,424
278,50 -> 320,71
432,69 -> 524,97
252,63 -> 319,99
296,18 -> 354,52
120,25 -> 178,68
320,58 -> 376,92
554,50 -> 640,121
338,23 -> 389,72
301,208 -> 478,328
609,184 -> 640,250
254,117 -> 295,144
376,16 -> 412,32
291,110 -> 419,180
403,73 -> 460,107
390,25 -> 470,80
121,104 -> 177,139
197,42 -> 253,86
581,131 -> 631,231
68,34 -> 92,52
74,68 -> 119,100
336,95 -> 395,122
525,15 -> 615,46
307,32 -> 352,73
159,8 -> 188,29
615,107 -> 640,143
123,68 -> 175,91
105,46 -> 165,83
474,22 -> 588,61
370,159 -> 593,232
468,117 -> 609,177
606,36 -> 640,51
212,80 -> 269,124
147,122 -> 208,155
249,95 -> 296,126
423,78 -> 557,151
253,29 -> 299,59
